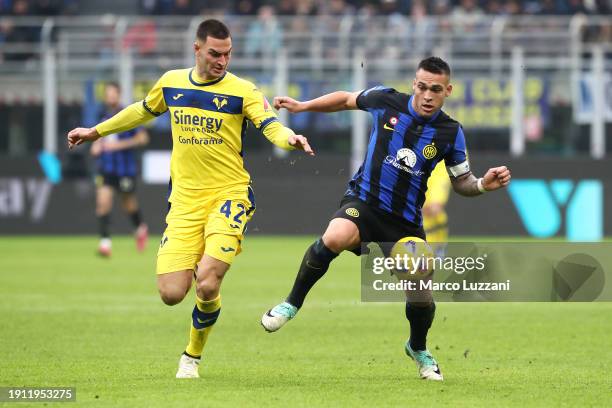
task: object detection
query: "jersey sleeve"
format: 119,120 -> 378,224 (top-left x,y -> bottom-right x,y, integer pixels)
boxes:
243,85 -> 279,132
444,126 -> 470,178
95,102 -> 155,137
355,86 -> 396,112
142,72 -> 168,116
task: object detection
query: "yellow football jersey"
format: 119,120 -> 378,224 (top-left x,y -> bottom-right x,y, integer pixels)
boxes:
425,161 -> 451,205
142,68 -> 279,200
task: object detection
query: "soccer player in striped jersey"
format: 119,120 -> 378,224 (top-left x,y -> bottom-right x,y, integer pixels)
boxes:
261,57 -> 511,381
67,19 -> 313,379
91,82 -> 149,257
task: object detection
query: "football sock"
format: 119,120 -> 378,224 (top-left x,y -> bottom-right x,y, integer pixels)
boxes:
185,295 -> 221,358
98,214 -> 110,238
405,302 -> 436,351
129,210 -> 143,228
286,238 -> 338,309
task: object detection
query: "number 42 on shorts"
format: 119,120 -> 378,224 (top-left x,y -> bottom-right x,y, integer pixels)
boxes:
219,200 -> 246,229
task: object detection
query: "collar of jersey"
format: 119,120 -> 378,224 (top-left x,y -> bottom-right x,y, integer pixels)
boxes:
408,95 -> 441,123
189,69 -> 226,86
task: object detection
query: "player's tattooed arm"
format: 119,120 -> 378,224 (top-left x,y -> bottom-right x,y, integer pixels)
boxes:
274,91 -> 360,113
451,166 -> 511,196
450,172 -> 482,197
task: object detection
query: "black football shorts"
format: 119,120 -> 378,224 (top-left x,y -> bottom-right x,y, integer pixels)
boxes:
96,174 -> 137,194
331,195 -> 426,255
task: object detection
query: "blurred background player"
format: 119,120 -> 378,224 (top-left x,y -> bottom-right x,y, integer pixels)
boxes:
90,82 -> 149,257
422,161 -> 451,257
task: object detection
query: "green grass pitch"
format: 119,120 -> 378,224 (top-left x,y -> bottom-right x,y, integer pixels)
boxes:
0,236 -> 610,407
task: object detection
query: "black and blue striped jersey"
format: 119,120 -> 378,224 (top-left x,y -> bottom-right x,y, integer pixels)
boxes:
347,86 -> 469,227
96,108 -> 141,177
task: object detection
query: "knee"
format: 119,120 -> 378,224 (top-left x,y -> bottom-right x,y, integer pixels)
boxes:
321,234 -> 349,253
158,284 -> 189,306
195,273 -> 221,300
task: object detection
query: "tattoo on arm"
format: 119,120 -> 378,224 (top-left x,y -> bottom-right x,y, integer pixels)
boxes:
450,171 -> 482,197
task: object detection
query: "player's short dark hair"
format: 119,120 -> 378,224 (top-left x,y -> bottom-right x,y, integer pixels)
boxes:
105,81 -> 120,92
196,19 -> 231,42
417,57 -> 451,77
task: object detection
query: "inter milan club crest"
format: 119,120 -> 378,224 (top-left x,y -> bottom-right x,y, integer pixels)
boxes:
422,143 -> 437,159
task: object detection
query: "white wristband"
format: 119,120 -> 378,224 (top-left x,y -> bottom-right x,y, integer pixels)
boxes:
477,178 -> 487,193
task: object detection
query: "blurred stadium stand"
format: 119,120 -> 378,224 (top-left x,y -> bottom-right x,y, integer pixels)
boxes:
0,1 -> 610,155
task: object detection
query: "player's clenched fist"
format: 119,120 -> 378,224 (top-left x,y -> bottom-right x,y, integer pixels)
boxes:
274,96 -> 304,113
67,127 -> 101,149
482,166 -> 511,191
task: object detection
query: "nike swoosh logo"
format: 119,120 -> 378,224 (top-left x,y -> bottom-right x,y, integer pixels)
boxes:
229,224 -> 241,229
173,93 -> 184,100
220,247 -> 235,253
383,124 -> 394,131
196,317 -> 216,324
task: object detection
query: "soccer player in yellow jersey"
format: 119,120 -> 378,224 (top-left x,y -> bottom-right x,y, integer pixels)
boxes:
422,161 -> 451,256
67,19 -> 313,379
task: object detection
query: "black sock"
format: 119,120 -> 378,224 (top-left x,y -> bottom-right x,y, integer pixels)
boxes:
286,239 -> 339,309
405,302 -> 436,351
98,214 -> 110,239
129,210 -> 142,228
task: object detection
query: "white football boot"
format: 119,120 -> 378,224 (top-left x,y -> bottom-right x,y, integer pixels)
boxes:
261,302 -> 298,332
176,353 -> 200,379
405,342 -> 443,381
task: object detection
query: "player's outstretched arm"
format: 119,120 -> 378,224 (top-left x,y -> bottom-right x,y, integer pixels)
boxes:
274,91 -> 360,113
451,166 -> 511,197
100,129 -> 150,153
67,102 -> 155,149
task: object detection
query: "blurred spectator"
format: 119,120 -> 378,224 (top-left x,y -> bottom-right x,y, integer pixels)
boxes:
431,0 -> 451,15
234,0 -> 250,14
123,19 -> 157,56
533,0 -> 559,15
245,5 -> 282,59
483,0 -> 503,14
295,0 -> 318,15
1,0 -> 38,61
561,0 -> 589,14
169,0 -> 193,15
452,0 -> 484,32
0,0 -> 12,15
322,0 -> 355,16
140,0 -> 156,14
32,0 -> 61,15
379,0 -> 401,16
431,0 -> 452,34
277,0 -> 297,16
504,0 -> 523,15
